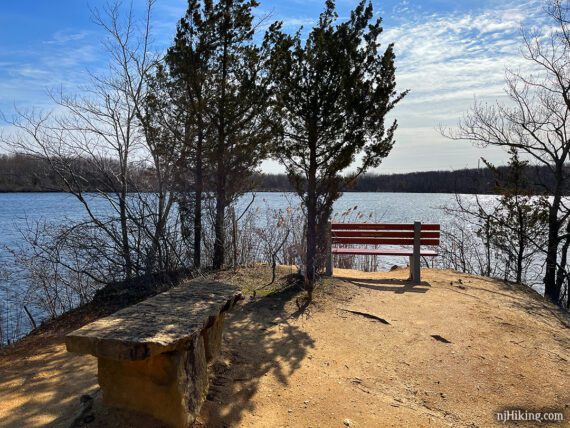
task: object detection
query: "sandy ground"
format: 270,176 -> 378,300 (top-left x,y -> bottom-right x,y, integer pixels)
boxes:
0,336 -> 98,427
1,267 -> 569,427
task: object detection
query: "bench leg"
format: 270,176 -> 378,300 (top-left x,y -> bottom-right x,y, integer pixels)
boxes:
98,334 -> 208,428
325,250 -> 333,276
409,255 -> 421,284
325,222 -> 333,276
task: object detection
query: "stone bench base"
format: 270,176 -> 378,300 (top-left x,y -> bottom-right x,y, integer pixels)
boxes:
99,334 -> 208,427
66,282 -> 240,428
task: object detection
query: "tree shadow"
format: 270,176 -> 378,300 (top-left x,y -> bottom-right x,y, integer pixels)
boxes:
0,337 -> 98,428
199,285 -> 315,427
1,281 -> 314,428
336,276 -> 431,294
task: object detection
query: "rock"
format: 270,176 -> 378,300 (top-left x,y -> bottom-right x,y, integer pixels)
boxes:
64,282 -> 241,427
69,392 -> 96,428
343,418 -> 353,426
83,414 -> 95,424
98,334 -> 208,428
202,313 -> 225,363
66,281 -> 241,361
431,334 -> 452,344
79,394 -> 93,404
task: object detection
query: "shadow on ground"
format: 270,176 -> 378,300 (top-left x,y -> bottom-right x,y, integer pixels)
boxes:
0,271 -> 313,428
336,276 -> 431,293
0,338 -> 98,428
199,285 -> 315,427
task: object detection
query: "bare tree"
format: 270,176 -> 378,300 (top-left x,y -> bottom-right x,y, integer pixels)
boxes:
0,0 -> 183,283
443,0 -> 570,305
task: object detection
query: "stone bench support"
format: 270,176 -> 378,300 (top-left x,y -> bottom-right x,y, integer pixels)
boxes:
66,281 -> 241,428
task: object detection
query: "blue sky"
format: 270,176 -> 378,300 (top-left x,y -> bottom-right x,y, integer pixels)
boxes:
0,0 -> 547,173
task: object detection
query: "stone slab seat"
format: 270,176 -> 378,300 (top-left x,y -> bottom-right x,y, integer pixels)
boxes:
65,281 -> 242,428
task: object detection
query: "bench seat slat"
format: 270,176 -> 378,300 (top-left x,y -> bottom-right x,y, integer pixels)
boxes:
332,230 -> 440,238
331,247 -> 438,257
333,237 -> 440,246
331,223 -> 440,231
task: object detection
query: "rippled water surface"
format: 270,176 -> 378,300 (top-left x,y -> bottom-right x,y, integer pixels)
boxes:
1,192 -> 497,249
0,191 -> 499,342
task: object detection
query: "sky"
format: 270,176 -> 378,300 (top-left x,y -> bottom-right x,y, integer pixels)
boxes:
0,0 -> 549,174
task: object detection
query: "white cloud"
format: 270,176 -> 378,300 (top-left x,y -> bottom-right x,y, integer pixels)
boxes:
44,30 -> 90,45
372,0 -> 547,173
0,41 -> 102,117
0,0 -> 552,174
280,17 -> 315,28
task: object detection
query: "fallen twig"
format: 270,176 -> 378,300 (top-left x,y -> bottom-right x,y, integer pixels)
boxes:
431,334 -> 452,344
340,308 -> 390,325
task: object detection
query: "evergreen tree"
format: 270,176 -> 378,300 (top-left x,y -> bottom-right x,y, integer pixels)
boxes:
164,0 -> 217,269
266,0 -> 407,298
483,149 -> 547,283
207,0 -> 273,269
160,0 -> 273,270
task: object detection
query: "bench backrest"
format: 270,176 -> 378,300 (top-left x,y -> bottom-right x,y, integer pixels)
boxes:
331,223 -> 440,246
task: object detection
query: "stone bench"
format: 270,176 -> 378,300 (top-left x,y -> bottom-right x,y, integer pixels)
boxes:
65,281 -> 242,428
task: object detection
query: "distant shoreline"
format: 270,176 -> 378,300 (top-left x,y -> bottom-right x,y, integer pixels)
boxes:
2,153 -> 568,195
0,189 -> 502,195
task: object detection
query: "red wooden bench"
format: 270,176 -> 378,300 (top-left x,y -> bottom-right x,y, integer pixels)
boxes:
325,222 -> 440,283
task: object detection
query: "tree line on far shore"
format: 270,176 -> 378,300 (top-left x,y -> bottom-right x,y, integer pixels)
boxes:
2,153 -> 568,195
259,166 -> 570,194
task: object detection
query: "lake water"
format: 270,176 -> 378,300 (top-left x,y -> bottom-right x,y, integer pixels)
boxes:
1,191 -> 497,248
0,191 -> 499,343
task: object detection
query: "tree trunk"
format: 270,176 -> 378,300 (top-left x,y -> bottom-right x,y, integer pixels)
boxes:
304,130 -> 318,298
305,189 -> 317,296
484,220 -> 491,277
544,179 -> 563,304
212,122 -> 226,269
213,173 -> 226,270
232,207 -> 238,269
555,220 -> 570,299
193,128 -> 203,269
119,193 -> 133,280
515,205 -> 524,284
213,14 -> 229,271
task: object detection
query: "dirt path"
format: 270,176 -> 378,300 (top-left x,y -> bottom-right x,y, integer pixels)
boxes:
0,337 -> 98,427
1,267 -> 568,427
200,268 -> 569,427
